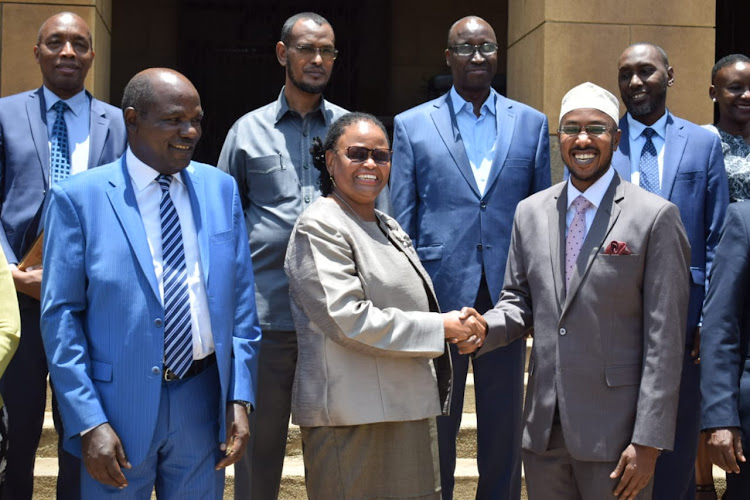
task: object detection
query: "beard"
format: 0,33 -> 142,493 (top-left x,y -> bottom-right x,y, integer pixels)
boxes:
287,64 -> 329,95
625,82 -> 668,118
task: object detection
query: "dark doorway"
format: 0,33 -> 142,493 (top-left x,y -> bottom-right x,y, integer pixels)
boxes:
713,0 -> 750,122
112,0 -> 392,165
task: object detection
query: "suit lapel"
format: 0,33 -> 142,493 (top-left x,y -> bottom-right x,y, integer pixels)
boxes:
562,175 -> 623,313
430,95 -> 481,197
484,94 -> 514,195
611,117 -> 632,180
88,96 -> 110,168
660,114 -> 686,199
377,213 -> 441,310
181,164 -> 211,286
27,88 -> 50,187
106,157 -> 161,301
549,184 -> 567,311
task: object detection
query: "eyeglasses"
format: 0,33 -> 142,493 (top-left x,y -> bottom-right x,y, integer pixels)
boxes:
448,43 -> 498,57
293,45 -> 338,60
338,146 -> 393,164
558,124 -> 611,137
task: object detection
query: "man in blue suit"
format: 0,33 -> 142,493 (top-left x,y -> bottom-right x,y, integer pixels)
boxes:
390,16 -> 550,499
701,201 -> 750,498
0,11 -> 126,499
613,42 -> 729,499
40,68 -> 260,498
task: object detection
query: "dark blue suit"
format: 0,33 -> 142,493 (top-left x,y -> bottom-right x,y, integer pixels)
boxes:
701,201 -> 750,498
612,112 -> 729,499
391,91 -> 550,499
0,87 -> 126,499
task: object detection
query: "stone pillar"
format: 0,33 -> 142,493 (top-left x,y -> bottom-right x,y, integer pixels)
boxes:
507,0 -> 716,180
0,0 -> 113,100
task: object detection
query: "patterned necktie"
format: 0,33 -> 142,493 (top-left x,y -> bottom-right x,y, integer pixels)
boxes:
158,175 -> 193,378
639,127 -> 660,194
565,195 -> 592,289
49,100 -> 71,185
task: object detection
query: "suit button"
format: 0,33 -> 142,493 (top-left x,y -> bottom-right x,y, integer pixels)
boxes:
477,244 -> 483,251
559,328 -> 567,336
152,366 -> 160,375
304,195 -> 310,203
480,201 -> 487,209
154,318 -> 163,327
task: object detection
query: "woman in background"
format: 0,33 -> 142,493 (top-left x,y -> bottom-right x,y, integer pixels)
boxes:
0,247 -> 21,494
285,112 -> 483,499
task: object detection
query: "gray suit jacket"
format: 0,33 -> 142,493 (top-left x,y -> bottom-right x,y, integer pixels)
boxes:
285,197 -> 452,427
480,174 -> 690,461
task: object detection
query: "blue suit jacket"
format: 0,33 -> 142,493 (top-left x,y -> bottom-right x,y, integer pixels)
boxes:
0,87 -> 127,264
701,201 -> 750,450
612,113 -> 729,345
40,157 -> 261,466
390,92 -> 551,309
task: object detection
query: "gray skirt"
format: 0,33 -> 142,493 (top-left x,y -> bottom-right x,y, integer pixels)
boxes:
301,418 -> 441,500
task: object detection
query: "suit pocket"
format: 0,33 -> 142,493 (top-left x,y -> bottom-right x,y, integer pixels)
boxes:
605,364 -> 641,387
245,154 -> 298,204
210,229 -> 234,244
417,244 -> 443,261
91,360 -> 113,382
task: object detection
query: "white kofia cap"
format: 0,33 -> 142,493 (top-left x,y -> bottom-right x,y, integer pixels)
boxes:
559,82 -> 620,125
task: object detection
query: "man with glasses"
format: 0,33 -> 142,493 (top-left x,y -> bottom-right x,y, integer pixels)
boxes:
612,43 -> 728,499
218,12 -> 356,499
390,15 -> 550,500
473,81 -> 690,500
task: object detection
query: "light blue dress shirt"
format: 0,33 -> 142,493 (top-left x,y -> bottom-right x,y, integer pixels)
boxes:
43,86 -> 91,176
626,111 -> 669,188
450,87 -> 497,195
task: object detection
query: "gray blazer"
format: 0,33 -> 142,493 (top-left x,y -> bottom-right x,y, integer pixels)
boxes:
480,174 -> 690,462
285,197 -> 452,427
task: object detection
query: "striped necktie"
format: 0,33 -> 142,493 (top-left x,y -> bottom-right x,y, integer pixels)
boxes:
49,100 -> 71,185
158,174 -> 193,378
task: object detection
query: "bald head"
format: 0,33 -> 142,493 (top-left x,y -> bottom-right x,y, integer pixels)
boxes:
34,12 -> 94,99
447,16 -> 495,47
123,68 -> 203,175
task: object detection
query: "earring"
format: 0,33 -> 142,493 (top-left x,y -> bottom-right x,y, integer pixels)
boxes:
330,175 -> 337,187
712,98 -> 717,102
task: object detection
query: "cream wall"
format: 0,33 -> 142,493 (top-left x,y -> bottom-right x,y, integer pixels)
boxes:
507,0 -> 716,181
0,0 -> 112,100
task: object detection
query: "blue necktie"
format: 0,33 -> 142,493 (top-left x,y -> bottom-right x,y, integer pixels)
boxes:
50,101 -> 71,185
639,128 -> 660,194
158,175 -> 193,378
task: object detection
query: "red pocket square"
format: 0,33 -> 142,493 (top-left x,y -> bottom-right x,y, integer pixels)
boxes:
604,241 -> 632,255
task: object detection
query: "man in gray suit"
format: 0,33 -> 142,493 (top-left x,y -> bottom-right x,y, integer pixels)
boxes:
468,82 -> 690,499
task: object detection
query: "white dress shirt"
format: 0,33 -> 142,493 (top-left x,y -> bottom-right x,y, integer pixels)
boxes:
626,111 -> 669,188
565,167 -> 615,239
43,86 -> 90,176
450,86 -> 497,195
126,147 -> 214,360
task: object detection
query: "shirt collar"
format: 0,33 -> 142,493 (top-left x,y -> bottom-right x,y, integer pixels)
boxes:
274,86 -> 326,124
449,86 -> 497,118
566,166 -> 615,210
43,86 -> 89,117
126,147 -> 186,192
626,109 -> 669,140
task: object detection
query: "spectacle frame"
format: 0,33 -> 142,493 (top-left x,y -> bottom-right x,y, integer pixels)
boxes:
448,43 -> 498,57
558,124 -> 611,137
338,146 -> 393,165
293,45 -> 338,60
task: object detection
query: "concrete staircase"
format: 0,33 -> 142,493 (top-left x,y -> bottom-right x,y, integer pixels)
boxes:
32,340 -> 727,498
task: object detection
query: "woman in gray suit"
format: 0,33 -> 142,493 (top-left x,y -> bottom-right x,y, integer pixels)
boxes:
284,112 -> 484,499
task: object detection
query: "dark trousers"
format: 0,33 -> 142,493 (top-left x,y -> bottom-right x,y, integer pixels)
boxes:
233,330 -> 297,500
653,349 -> 700,499
0,295 -> 79,500
437,277 -> 525,500
724,458 -> 750,499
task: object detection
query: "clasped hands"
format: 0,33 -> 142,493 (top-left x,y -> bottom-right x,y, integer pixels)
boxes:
442,307 -> 487,354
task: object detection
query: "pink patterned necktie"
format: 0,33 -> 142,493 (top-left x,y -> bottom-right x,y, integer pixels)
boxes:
565,195 -> 592,289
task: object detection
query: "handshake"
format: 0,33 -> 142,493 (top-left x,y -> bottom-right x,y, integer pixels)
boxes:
441,307 -> 487,355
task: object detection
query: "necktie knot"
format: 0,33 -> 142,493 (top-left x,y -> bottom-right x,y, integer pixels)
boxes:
157,174 -> 172,194
573,195 -> 592,214
53,100 -> 69,114
643,127 -> 656,140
